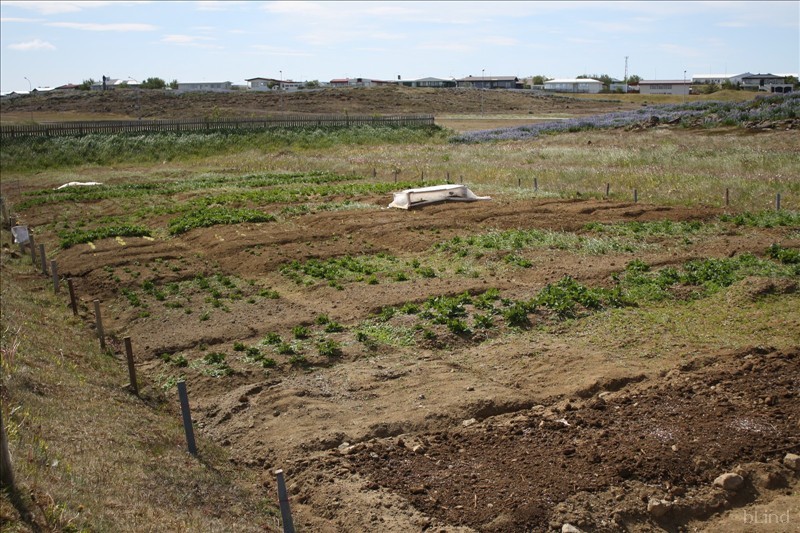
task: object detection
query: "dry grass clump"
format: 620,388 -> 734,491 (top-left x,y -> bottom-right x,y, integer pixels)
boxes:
0,245 -> 280,532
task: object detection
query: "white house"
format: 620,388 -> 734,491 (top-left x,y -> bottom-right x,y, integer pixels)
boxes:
176,81 -> 232,92
543,78 -> 603,93
692,73 -> 750,85
638,80 -> 692,96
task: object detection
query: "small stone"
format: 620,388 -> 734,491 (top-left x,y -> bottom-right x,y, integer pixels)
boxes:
462,418 -> 477,427
409,484 -> 426,495
647,498 -> 671,518
562,524 -> 584,533
784,453 -> 800,471
713,472 -> 744,491
466,386 -> 475,391
412,444 -> 425,454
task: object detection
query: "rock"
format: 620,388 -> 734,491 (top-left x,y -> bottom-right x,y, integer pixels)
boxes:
462,418 -> 477,427
647,498 -> 671,518
713,472 -> 744,491
562,524 -> 584,533
784,453 -> 800,471
409,484 -> 426,495
412,444 -> 425,454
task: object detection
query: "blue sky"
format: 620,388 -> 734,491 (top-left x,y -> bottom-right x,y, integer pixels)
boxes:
1,1 -> 798,92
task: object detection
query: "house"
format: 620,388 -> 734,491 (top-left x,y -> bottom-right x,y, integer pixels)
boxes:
740,73 -> 787,90
692,73 -> 750,85
456,76 -> 519,89
245,77 -> 278,90
329,78 -> 394,88
638,79 -> 692,96
543,78 -> 603,93
399,77 -> 456,88
176,81 -> 232,92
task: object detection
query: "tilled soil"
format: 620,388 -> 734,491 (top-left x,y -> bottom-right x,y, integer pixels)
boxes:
11,192 -> 800,531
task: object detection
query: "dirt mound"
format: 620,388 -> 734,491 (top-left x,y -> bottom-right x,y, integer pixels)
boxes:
1,85 -> 634,121
299,347 -> 799,532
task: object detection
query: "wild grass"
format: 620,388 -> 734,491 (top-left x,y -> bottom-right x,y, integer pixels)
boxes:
1,125 -> 447,172
0,254 -> 279,531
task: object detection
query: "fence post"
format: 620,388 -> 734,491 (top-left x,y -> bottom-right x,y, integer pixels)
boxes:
534,178 -> 538,192
446,171 -> 450,184
518,178 -> 521,188
776,193 -> 781,211
725,188 -> 730,207
459,175 -> 463,184
606,183 -> 610,198
0,197 -> 9,229
634,189 -> 638,203
28,233 -> 36,266
67,279 -> 78,315
276,469 -> 296,533
372,168 -> 376,179
51,260 -> 59,294
93,299 -> 106,350
123,337 -> 139,396
177,381 -> 197,455
39,244 -> 48,275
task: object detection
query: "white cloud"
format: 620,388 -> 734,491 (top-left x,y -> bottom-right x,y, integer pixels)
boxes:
717,21 -> 747,28
195,1 -> 249,11
0,17 -> 42,22
2,1 -> 123,15
482,36 -> 518,46
250,44 -> 313,57
8,38 -> 56,51
161,34 -> 222,49
47,22 -> 156,31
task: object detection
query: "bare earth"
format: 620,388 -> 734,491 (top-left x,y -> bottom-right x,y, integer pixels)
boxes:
26,194 -> 797,532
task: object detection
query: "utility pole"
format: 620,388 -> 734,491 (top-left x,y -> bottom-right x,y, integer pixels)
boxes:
624,56 -> 629,93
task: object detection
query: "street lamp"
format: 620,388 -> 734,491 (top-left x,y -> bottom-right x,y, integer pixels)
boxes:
24,77 -> 33,123
683,70 -> 687,103
481,68 -> 485,114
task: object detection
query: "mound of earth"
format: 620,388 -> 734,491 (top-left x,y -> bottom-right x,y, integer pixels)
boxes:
0,85 -> 634,121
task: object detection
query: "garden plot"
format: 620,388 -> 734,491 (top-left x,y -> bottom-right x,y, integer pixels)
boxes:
7,170 -> 800,532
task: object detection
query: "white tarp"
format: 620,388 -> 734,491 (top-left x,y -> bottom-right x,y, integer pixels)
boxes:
388,184 -> 491,210
56,181 -> 103,190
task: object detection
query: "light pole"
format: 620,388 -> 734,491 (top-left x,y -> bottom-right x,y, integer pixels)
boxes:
279,70 -> 283,111
481,68 -> 485,114
24,77 -> 33,123
683,70 -> 687,103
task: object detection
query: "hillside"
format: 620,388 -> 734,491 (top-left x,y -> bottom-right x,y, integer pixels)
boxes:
0,85 -> 636,123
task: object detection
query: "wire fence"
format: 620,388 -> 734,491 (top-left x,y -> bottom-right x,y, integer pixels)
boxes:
0,114 -> 436,139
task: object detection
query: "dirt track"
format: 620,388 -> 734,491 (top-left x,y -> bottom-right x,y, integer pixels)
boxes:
30,192 -> 797,532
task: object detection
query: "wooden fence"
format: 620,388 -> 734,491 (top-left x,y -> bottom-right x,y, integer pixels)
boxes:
0,114 -> 435,139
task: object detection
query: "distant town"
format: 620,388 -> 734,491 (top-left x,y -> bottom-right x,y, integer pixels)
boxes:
3,71 -> 797,99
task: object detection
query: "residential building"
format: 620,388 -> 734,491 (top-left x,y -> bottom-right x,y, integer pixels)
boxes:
456,76 -> 519,89
740,73 -> 788,90
543,78 -> 603,93
176,81 -> 232,92
692,73 -> 750,85
399,77 -> 456,88
638,80 -> 692,96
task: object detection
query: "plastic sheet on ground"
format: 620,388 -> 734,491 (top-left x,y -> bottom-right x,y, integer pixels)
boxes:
388,184 -> 491,210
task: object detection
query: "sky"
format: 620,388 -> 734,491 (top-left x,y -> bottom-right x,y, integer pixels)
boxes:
1,0 -> 798,93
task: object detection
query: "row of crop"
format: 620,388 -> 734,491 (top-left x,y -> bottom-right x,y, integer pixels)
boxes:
150,248 -> 798,388
16,170 -> 361,210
